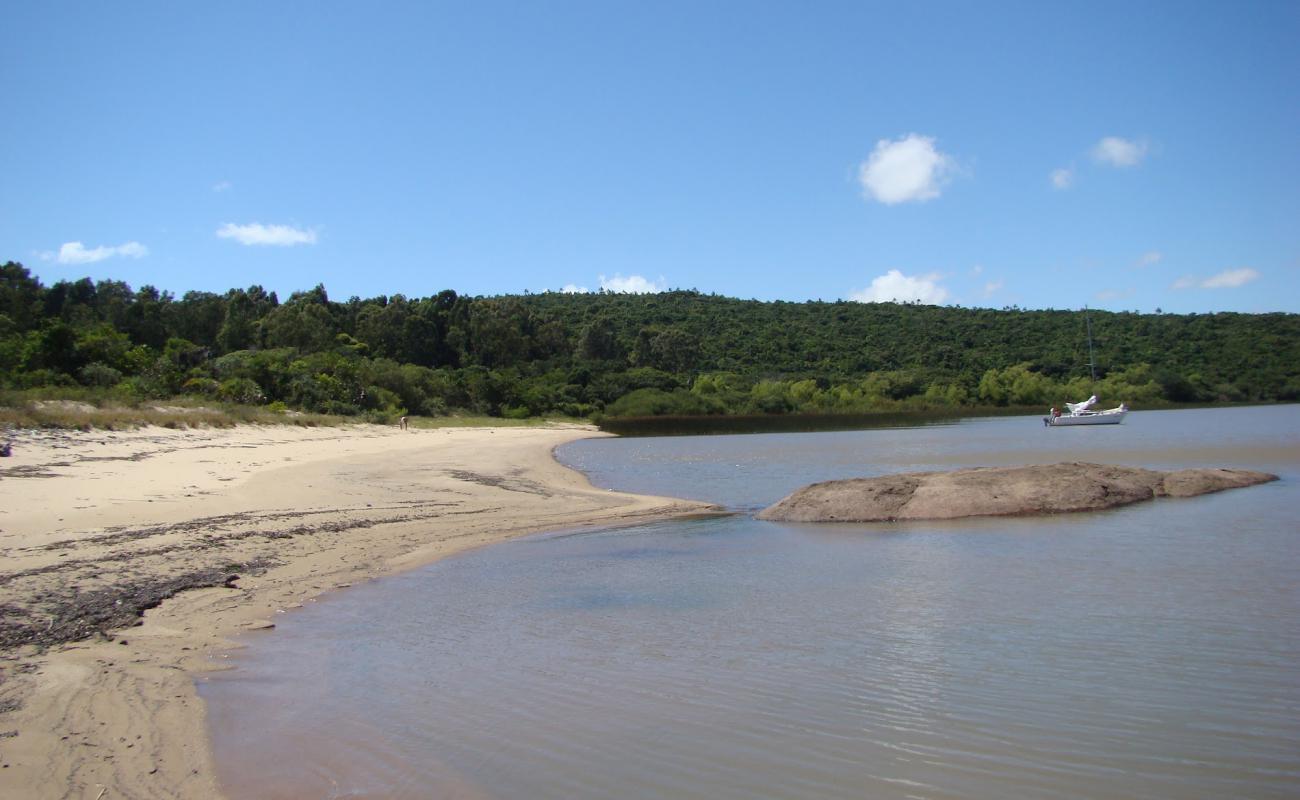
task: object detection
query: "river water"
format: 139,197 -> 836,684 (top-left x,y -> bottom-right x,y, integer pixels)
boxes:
201,406 -> 1300,799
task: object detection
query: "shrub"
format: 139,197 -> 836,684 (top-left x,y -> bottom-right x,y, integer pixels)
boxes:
182,376 -> 220,396
217,377 -> 265,405
605,387 -> 723,417
78,362 -> 123,387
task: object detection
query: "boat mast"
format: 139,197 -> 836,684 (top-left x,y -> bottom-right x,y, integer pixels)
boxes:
1085,307 -> 1096,383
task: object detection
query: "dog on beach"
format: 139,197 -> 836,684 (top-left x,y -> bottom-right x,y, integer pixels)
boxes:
399,416 -> 408,431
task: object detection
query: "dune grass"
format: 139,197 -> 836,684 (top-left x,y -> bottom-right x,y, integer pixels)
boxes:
0,392 -> 349,431
405,413 -> 590,430
0,389 -> 590,433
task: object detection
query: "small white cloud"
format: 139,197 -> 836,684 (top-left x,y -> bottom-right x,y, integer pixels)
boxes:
41,240 -> 149,264
115,242 -> 148,258
1094,288 -> 1134,301
213,180 -> 232,192
1050,167 -> 1074,189
217,222 -> 317,246
1091,136 -> 1148,167
1202,268 -> 1259,288
1136,250 -> 1163,267
850,270 -> 950,304
971,264 -> 984,276
858,134 -> 956,205
560,284 -> 590,294
599,273 -> 665,293
1171,268 -> 1259,290
982,279 -> 1005,297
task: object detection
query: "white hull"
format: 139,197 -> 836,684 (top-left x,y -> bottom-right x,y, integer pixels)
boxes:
1047,409 -> 1127,426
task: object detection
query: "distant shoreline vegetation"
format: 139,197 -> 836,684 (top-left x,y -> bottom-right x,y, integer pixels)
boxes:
2,261 -> 1298,428
597,409 -> 984,437
594,402 -> 1288,437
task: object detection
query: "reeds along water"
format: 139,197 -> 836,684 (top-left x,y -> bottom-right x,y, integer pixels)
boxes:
203,406 -> 1300,800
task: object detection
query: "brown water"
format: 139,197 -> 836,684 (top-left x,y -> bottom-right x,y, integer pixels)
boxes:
202,406 -> 1300,799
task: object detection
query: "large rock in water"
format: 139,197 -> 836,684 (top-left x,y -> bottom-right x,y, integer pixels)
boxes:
757,463 -> 1278,523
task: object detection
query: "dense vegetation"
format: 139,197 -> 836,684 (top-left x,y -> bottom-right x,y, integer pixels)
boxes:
2,261 -> 1297,422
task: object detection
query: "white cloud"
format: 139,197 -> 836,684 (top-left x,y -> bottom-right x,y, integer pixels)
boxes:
1202,268 -> 1259,288
599,273 -> 665,293
858,134 -> 955,205
560,284 -> 590,294
1050,167 -> 1074,189
1091,136 -> 1148,167
1136,250 -> 1163,267
1095,288 -> 1134,301
217,222 -> 317,246
850,270 -> 950,304
1172,268 -> 1259,290
213,180 -> 232,192
982,279 -> 1005,297
41,240 -> 149,264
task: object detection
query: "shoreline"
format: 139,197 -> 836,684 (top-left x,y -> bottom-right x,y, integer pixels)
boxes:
0,423 -> 713,799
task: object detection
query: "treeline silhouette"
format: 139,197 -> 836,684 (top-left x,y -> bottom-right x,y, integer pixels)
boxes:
3,261 -> 1297,420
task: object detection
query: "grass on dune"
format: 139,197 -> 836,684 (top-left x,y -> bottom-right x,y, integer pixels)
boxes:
404,414 -> 590,430
0,389 -> 590,433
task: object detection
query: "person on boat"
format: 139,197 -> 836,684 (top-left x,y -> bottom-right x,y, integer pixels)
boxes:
1051,407 -> 1061,418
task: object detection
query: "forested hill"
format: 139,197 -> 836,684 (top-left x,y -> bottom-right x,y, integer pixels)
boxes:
514,290 -> 1292,388
3,261 -> 1297,420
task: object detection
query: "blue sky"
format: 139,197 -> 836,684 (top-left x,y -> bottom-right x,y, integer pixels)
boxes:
3,1 -> 1297,313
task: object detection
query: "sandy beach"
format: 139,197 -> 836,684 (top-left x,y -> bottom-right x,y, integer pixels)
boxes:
0,422 -> 712,799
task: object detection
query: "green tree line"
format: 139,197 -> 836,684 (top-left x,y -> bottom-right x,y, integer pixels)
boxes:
3,261 -> 1297,420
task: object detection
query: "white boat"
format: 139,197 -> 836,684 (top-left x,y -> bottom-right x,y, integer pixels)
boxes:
1045,395 -> 1128,426
1042,310 -> 1130,427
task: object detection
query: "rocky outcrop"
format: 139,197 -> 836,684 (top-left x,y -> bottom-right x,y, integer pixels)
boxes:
757,463 -> 1278,523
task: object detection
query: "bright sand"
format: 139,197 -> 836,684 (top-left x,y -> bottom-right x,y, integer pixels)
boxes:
0,423 -> 711,799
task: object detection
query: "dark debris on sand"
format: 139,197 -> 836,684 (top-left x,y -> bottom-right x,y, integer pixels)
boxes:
0,559 -> 277,652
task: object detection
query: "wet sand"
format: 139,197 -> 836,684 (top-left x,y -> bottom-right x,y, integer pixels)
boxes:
0,423 -> 712,799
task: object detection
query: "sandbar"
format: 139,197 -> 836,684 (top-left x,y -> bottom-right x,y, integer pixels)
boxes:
0,423 -> 711,799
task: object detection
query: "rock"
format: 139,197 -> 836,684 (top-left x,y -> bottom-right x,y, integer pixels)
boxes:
758,462 -> 1277,523
1157,467 -> 1276,498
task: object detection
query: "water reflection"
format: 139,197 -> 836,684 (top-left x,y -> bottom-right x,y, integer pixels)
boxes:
204,407 -> 1300,799
560,406 -> 1300,509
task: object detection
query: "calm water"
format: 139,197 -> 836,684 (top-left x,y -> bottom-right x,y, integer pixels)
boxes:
202,406 -> 1300,799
